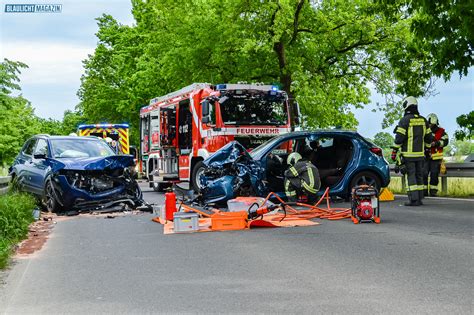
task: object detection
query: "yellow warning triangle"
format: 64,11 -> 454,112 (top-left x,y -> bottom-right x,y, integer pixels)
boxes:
379,188 -> 395,201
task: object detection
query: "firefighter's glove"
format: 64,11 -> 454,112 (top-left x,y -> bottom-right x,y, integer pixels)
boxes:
394,165 -> 400,174
399,164 -> 407,175
424,149 -> 431,159
391,149 -> 398,162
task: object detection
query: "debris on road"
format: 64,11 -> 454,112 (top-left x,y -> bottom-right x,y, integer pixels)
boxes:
15,212 -> 57,257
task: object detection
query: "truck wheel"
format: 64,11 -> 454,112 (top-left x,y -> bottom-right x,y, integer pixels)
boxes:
191,161 -> 206,192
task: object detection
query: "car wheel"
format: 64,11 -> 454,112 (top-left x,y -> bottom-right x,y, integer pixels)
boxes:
349,171 -> 381,194
44,179 -> 64,213
191,161 -> 206,192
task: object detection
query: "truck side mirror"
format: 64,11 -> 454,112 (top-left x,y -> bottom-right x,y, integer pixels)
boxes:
202,100 -> 210,124
293,102 -> 301,125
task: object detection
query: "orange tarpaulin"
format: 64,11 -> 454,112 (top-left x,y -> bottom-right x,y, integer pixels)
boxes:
154,215 -> 318,235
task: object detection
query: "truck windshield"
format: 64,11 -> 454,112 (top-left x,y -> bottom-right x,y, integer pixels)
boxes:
220,94 -> 287,126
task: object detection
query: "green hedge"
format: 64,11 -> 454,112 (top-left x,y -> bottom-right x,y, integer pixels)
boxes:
0,192 -> 36,269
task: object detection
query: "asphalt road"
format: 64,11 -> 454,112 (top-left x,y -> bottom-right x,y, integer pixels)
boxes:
1,183 -> 473,314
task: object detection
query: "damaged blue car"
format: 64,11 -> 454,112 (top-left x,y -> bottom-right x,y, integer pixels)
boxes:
9,135 -> 144,213
199,130 -> 390,205
199,141 -> 267,204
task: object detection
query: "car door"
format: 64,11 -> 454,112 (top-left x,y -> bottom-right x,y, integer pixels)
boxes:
29,138 -> 51,194
16,138 -> 37,193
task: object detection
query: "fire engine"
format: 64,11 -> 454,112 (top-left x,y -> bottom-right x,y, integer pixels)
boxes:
139,83 -> 299,191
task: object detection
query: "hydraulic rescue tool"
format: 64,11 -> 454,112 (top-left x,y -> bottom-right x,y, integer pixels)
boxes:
247,203 -> 285,220
350,185 -> 380,224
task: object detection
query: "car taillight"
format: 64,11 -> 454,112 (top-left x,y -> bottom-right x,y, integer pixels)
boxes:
370,147 -> 383,157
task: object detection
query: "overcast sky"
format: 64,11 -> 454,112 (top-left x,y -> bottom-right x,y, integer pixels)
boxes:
1,0 -> 472,139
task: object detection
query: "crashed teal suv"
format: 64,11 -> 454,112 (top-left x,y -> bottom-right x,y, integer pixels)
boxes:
199,130 -> 391,204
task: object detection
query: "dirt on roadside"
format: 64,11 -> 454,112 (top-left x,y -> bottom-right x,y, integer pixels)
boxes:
14,213 -> 63,258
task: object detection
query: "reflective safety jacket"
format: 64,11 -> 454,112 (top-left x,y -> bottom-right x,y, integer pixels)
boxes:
393,113 -> 432,160
430,127 -> 449,160
284,160 -> 321,197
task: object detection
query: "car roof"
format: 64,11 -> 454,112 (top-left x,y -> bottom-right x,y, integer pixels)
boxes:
34,135 -> 100,140
276,129 -> 361,139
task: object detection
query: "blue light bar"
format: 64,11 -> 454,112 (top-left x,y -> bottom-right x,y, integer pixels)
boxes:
215,84 -> 227,90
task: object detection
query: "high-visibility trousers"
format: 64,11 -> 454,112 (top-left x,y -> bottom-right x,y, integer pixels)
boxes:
405,159 -> 424,202
423,159 -> 441,193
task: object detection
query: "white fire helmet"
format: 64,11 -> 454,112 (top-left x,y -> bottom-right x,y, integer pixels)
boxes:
287,152 -> 302,166
427,113 -> 439,126
402,96 -> 418,109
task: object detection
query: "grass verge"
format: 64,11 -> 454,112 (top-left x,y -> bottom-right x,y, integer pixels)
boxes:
0,192 -> 36,269
0,167 -> 8,176
389,177 -> 474,197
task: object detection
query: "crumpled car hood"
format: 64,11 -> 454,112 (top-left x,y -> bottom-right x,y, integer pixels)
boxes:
200,141 -> 266,205
50,155 -> 135,172
203,141 -> 252,167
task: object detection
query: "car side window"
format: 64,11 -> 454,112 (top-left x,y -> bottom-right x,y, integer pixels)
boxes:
34,139 -> 49,156
23,139 -> 37,156
318,137 -> 334,148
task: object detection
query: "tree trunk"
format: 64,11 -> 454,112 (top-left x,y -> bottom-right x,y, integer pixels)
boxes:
274,40 -> 296,129
273,41 -> 292,95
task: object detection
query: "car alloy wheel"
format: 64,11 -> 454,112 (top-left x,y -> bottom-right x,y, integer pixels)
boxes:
350,171 -> 381,193
44,179 -> 63,213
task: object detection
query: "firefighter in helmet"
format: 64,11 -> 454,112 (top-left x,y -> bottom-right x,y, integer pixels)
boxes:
423,113 -> 449,197
392,96 -> 432,206
284,152 -> 321,201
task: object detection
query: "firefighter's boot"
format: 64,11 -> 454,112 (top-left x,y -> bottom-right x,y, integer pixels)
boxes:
417,190 -> 424,205
404,192 -> 420,206
430,188 -> 438,197
423,189 -> 429,197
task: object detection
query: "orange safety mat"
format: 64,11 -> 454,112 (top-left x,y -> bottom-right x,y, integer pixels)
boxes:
152,215 -> 318,235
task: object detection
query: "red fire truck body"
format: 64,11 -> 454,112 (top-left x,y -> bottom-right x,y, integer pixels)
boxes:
139,83 -> 296,191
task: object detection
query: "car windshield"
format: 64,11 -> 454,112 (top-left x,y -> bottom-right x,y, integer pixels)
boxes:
249,135 -> 283,159
220,93 -> 287,126
51,139 -> 114,158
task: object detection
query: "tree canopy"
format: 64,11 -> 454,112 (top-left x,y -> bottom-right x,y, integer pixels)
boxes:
0,59 -> 79,165
377,0 -> 473,80
78,1 -> 473,139
372,131 -> 394,149
454,111 -> 474,140
0,59 -> 37,164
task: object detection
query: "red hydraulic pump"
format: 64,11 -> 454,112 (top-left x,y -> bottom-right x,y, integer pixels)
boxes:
165,190 -> 177,221
351,185 -> 380,224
